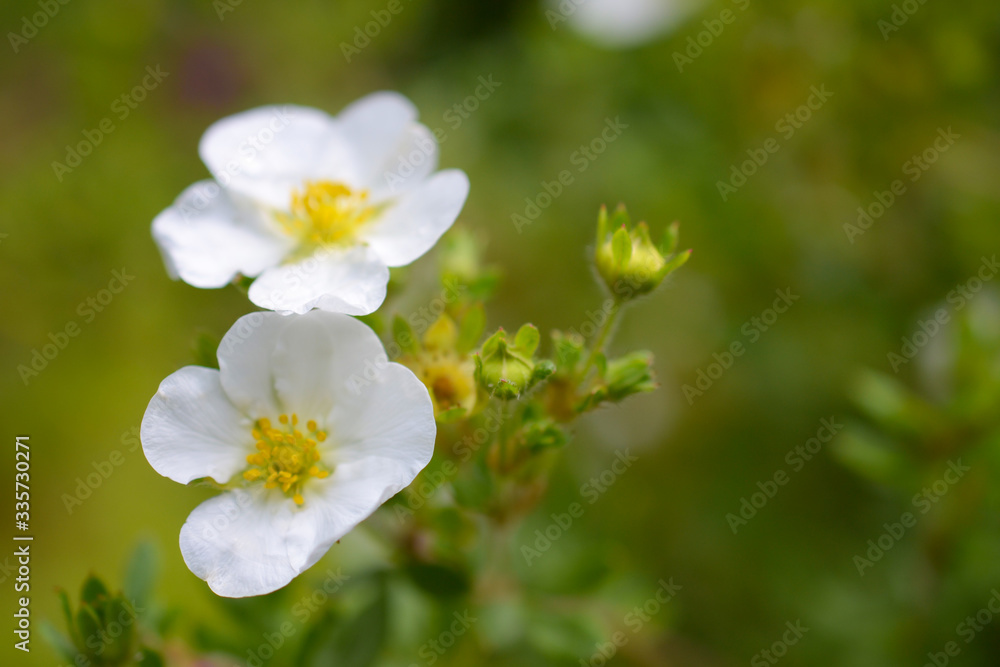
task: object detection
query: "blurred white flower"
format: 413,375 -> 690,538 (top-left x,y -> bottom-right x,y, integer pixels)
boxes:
553,0 -> 705,48
140,311 -> 435,597
153,92 -> 469,315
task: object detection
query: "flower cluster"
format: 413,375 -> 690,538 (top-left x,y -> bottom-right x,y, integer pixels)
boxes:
143,92 -> 457,597
140,92 -> 691,601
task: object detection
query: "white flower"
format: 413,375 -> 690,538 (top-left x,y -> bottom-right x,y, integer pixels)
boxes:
140,311 -> 435,597
152,92 -> 470,315
560,0 -> 705,48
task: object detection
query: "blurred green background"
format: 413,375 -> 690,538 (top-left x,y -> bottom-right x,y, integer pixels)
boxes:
2,0 -> 1000,665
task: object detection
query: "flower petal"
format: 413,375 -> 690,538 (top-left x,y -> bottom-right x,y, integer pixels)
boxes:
152,181 -> 291,288
199,105 -> 358,209
327,363 -> 436,476
290,456 -> 431,575
360,170 -> 470,267
247,246 -> 388,315
337,91 -> 420,185
269,311 -> 394,420
141,366 -> 251,484
179,488 -> 309,597
368,123 -> 440,199
217,312 -> 288,418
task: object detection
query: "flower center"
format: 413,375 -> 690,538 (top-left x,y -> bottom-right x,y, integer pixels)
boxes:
243,413 -> 330,505
277,181 -> 376,247
409,351 -> 476,415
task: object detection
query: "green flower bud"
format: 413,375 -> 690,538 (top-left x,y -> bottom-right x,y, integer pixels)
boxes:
58,575 -> 140,666
577,351 -> 657,412
474,324 -> 546,400
604,351 -> 658,401
594,204 -> 692,299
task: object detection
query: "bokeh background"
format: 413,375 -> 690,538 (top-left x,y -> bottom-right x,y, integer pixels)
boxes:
2,0 -> 1000,665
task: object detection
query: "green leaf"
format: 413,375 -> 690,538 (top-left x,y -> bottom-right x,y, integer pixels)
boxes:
56,588 -> 80,648
480,328 -> 505,357
405,562 -> 471,598
102,596 -> 135,663
392,315 -> 418,355
595,204 -> 609,248
522,419 -> 568,451
75,606 -> 102,657
456,304 -> 486,354
514,323 -> 540,356
124,540 -> 158,609
529,360 -> 556,388
661,220 -> 680,255
39,621 -> 79,662
594,352 -> 607,378
552,331 -> 584,373
611,226 -> 632,267
832,426 -> 919,493
850,370 -> 941,438
452,456 -> 494,511
610,203 -> 630,230
299,586 -> 388,667
135,648 -> 165,667
467,271 -> 501,301
659,247 -> 692,278
437,406 -> 468,423
526,610 -> 604,660
81,575 -> 109,608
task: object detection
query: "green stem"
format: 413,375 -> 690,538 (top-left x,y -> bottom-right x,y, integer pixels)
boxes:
580,301 -> 622,379
497,399 -> 514,472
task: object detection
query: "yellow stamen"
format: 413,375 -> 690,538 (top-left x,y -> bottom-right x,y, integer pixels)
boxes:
277,181 -> 376,247
241,415 -> 333,506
